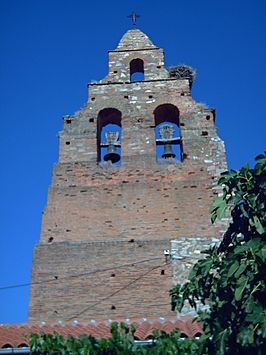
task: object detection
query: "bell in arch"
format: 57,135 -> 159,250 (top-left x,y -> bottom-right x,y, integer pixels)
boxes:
103,131 -> 121,163
159,124 -> 176,159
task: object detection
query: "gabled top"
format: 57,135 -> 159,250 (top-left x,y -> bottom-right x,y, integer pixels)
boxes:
116,29 -> 158,51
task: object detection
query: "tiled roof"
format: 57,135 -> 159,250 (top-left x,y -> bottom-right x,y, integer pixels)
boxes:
0,317 -> 202,348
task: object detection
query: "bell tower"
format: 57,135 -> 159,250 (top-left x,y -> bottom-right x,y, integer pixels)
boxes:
29,29 -> 227,321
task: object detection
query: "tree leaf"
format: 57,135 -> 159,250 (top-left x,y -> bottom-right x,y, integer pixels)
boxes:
235,277 -> 248,301
228,261 -> 239,277
234,263 -> 247,278
261,321 -> 266,337
253,215 -> 265,234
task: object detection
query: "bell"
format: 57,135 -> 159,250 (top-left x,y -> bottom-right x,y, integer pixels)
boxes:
162,143 -> 176,159
104,144 -> 120,163
103,130 -> 121,163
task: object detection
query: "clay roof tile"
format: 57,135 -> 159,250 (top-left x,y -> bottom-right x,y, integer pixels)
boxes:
0,317 -> 202,348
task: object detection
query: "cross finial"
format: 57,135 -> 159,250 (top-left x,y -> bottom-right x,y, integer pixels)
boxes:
127,12 -> 140,26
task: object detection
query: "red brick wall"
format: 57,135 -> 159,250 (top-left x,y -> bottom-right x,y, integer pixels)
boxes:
40,162 -> 220,244
29,241 -> 174,321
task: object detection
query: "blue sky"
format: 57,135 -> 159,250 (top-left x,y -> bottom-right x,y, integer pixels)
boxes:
0,0 -> 265,323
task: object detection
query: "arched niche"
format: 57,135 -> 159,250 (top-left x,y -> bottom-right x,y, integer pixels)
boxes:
97,108 -> 122,165
130,58 -> 144,81
153,104 -> 181,161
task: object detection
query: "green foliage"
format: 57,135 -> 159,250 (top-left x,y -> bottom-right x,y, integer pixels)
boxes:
29,322 -> 202,354
171,152 -> 266,354
151,329 -> 205,354
30,322 -> 136,355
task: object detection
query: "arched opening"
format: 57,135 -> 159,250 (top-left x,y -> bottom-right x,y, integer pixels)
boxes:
130,58 -> 144,81
153,104 -> 181,161
18,343 -> 29,348
97,108 -> 122,165
1,344 -> 13,349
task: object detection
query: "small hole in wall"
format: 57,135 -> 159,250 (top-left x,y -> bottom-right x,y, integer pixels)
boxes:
206,115 -> 211,120
181,92 -> 185,96
48,237 -> 54,243
128,239 -> 135,243
148,95 -> 153,99
89,118 -> 94,123
201,131 -> 208,136
161,270 -> 165,275
124,95 -> 129,99
66,119 -> 72,124
111,305 -> 116,310
54,276 -> 58,279
111,273 -> 115,277
180,123 -> 185,126
91,97 -> 95,101
157,65 -> 161,69
113,70 -> 118,73
65,141 -> 70,145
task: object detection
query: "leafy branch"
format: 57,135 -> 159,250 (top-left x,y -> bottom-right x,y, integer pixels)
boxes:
171,152 -> 266,354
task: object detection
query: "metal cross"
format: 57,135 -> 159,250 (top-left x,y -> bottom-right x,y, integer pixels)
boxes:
127,12 -> 140,26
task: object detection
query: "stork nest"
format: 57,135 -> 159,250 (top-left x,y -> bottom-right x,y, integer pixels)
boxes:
168,65 -> 196,85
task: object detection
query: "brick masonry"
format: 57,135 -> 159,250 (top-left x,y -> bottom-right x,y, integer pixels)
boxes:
29,29 -> 228,321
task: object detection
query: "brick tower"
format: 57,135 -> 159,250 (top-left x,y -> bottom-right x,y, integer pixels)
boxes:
29,29 -> 227,321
